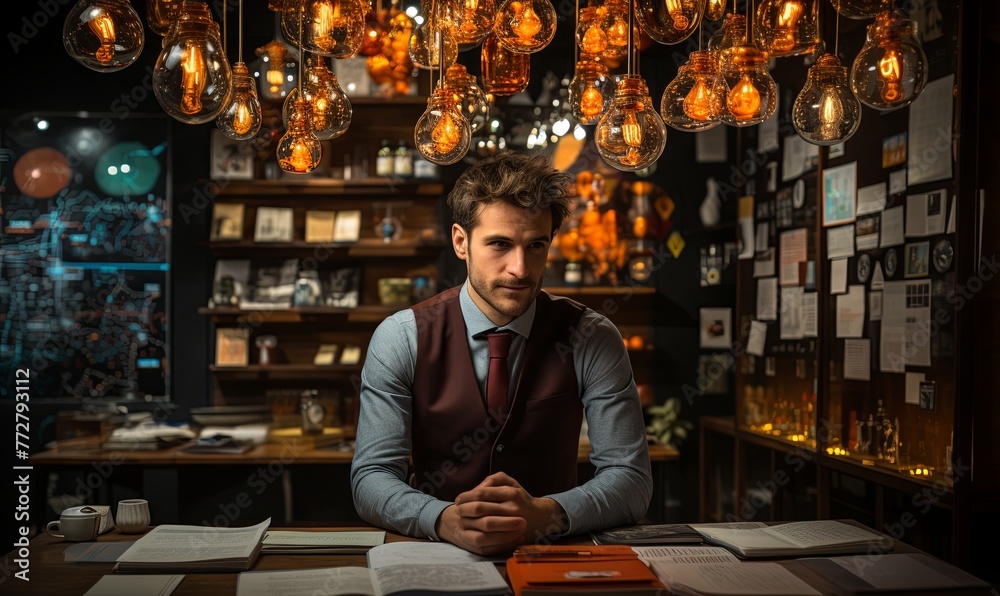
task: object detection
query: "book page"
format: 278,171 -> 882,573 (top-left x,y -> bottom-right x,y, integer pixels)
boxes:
693,527 -> 799,550
118,519 -> 270,564
633,546 -> 739,564
373,563 -> 507,596
84,574 -> 184,596
762,521 -> 882,548
649,561 -> 820,596
365,542 -> 490,569
237,568 -> 376,596
263,531 -> 385,548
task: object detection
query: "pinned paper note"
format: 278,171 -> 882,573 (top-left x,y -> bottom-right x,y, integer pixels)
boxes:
844,339 -> 871,381
747,321 -> 767,357
757,277 -> 778,321
831,259 -> 848,295
836,285 -> 866,338
905,372 -> 926,404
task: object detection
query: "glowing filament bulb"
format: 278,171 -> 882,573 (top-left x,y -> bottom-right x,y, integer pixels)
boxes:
818,88 -> 845,141
607,16 -> 628,48
88,11 -> 116,63
727,74 -> 761,121
581,87 -> 605,118
664,0 -> 689,30
180,45 -> 207,115
289,140 -> 314,170
233,103 -> 253,135
619,109 -> 644,165
313,2 -> 339,51
510,2 -> 542,40
431,110 -> 461,154
683,78 -> 716,121
878,46 -> 903,102
582,25 -> 607,53
774,0 -> 804,52
266,68 -> 284,93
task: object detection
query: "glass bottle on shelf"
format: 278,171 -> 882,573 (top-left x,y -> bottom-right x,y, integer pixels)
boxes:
376,139 -> 394,177
394,140 -> 413,178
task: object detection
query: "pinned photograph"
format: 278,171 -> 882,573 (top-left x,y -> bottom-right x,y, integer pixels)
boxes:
333,210 -> 362,242
882,132 -> 907,168
210,203 -> 245,241
905,242 -> 930,278
210,130 -> 255,180
699,307 -> 732,349
254,207 -> 295,242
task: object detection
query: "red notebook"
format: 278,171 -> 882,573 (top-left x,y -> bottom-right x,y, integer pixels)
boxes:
507,545 -> 667,595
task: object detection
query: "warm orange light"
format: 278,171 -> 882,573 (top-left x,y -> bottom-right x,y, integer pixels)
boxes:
431,110 -> 462,154
817,88 -> 845,140
683,78 -> 716,121
287,140 -> 315,171
773,0 -> 804,52
727,73 -> 761,121
581,86 -> 605,118
581,24 -> 607,54
313,1 -> 340,52
664,0 -> 689,30
607,15 -> 628,48
180,45 -> 207,115
510,1 -> 542,40
88,11 -> 116,63
233,103 -> 253,135
622,110 -> 643,147
878,46 -> 903,102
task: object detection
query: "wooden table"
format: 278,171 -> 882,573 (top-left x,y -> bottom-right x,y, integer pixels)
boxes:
2,524 -> 992,596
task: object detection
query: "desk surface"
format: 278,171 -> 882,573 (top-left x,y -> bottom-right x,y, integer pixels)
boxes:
30,441 -> 679,466
2,524 -> 992,596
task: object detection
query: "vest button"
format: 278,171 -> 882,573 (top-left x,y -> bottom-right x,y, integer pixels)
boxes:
496,444 -> 504,452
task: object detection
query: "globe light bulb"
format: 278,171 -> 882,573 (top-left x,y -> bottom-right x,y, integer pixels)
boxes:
568,56 -> 614,124
755,0 -> 818,57
218,62 -> 263,140
481,32 -> 529,96
444,64 -> 490,132
63,0 -> 144,72
603,1 -> 631,59
850,10 -> 927,110
660,50 -> 721,131
718,45 -> 776,126
414,88 -> 471,165
147,0 -> 182,36
277,98 -> 323,173
153,1 -> 232,124
283,57 -> 353,139
705,0 -> 725,21
494,0 -> 556,53
454,0 -> 495,48
793,54 -> 860,145
831,0 -> 887,19
282,0 -> 365,58
596,75 -> 667,171
636,0 -> 701,44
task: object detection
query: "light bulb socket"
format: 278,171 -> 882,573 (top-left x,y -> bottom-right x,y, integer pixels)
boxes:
614,75 -> 651,99
170,0 -> 219,39
810,53 -> 847,83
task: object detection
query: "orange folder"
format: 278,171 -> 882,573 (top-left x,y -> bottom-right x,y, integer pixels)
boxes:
507,546 -> 667,595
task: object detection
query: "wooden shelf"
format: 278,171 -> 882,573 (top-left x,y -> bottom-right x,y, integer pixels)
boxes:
818,452 -> 956,502
205,237 -> 446,258
209,364 -> 363,377
208,178 -> 444,196
199,304 -> 407,323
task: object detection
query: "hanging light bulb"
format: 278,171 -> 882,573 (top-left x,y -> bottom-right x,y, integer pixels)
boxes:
494,0 -> 557,53
481,32 -> 529,95
368,7 -> 415,95
707,13 -> 747,67
831,0 -> 887,19
410,16 -> 458,69
415,88 -> 472,165
793,54 -> 860,145
755,0 -> 818,57
218,63 -> 263,140
454,0 -> 495,48
596,75 -> 667,171
602,0 -> 631,59
635,0 -> 701,45
576,6 -> 608,55
660,50 -> 722,131
444,64 -> 490,132
705,0 -> 725,21
850,10 -> 926,110
252,16 -> 300,101
357,5 -> 387,56
282,0 -> 365,57
147,0 -> 183,36
63,0 -> 144,71
153,1 -> 232,124
568,55 -> 614,124
718,45 -> 777,126
277,98 -> 324,172
283,56 -> 353,139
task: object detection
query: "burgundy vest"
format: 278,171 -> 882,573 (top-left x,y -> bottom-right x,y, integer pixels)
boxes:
410,286 -> 586,501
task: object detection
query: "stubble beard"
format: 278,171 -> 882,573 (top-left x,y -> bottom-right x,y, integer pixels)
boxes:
467,249 -> 545,320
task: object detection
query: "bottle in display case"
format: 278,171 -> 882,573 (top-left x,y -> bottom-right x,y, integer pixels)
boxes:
376,139 -> 394,177
394,140 -> 413,177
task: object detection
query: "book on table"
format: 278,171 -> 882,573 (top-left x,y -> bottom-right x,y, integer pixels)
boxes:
237,541 -> 507,596
691,520 -> 891,558
590,523 -> 703,545
261,530 -> 385,554
506,544 -> 667,595
115,519 -> 270,572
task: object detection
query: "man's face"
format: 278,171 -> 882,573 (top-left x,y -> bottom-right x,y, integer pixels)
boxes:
452,201 -> 552,326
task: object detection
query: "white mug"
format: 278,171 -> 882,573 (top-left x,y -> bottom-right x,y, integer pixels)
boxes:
46,506 -> 102,541
116,499 -> 150,534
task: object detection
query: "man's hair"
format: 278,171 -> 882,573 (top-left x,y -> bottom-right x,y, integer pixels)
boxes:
447,152 -> 573,235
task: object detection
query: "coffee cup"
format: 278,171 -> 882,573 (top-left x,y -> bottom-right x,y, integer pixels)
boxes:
46,506 -> 102,541
116,499 -> 150,534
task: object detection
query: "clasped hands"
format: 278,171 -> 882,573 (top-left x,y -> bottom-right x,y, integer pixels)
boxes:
434,472 -> 568,555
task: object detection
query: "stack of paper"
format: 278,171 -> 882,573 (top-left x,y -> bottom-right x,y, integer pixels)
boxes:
261,530 -> 385,554
639,546 -> 820,595
692,520 -> 890,558
506,545 -> 666,595
116,519 -> 270,572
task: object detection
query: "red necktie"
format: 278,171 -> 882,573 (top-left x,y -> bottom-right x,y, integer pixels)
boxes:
486,331 -> 512,421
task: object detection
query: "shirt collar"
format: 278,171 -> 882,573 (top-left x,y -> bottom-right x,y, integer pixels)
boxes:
460,280 -> 536,339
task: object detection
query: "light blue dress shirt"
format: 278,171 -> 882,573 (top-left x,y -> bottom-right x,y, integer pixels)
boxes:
350,281 -> 653,540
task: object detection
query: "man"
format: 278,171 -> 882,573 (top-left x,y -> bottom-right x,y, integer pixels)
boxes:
351,152 -> 652,555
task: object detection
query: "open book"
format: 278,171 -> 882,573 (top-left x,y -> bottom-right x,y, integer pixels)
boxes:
238,542 -> 506,596
637,546 -> 821,595
691,520 -> 891,558
116,519 -> 269,572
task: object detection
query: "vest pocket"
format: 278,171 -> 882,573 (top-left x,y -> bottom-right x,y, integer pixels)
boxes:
523,391 -> 578,412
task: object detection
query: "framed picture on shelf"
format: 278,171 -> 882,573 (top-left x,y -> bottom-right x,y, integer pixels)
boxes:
333,210 -> 362,242
905,241 -> 930,278
305,210 -> 336,243
324,267 -> 361,308
313,344 -> 340,366
210,203 -> 245,241
254,207 -> 295,242
209,130 -> 255,180
215,328 -> 250,367
340,345 -> 362,365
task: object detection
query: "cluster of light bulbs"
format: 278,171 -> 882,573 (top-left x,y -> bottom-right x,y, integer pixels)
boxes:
61,0 -> 929,174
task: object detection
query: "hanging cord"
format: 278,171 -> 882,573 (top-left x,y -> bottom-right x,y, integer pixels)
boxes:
238,0 -> 243,62
574,0 -> 579,63
298,1 -> 304,94
222,0 -> 228,56
627,0 -> 633,76
698,18 -> 702,51
834,8 -> 840,57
